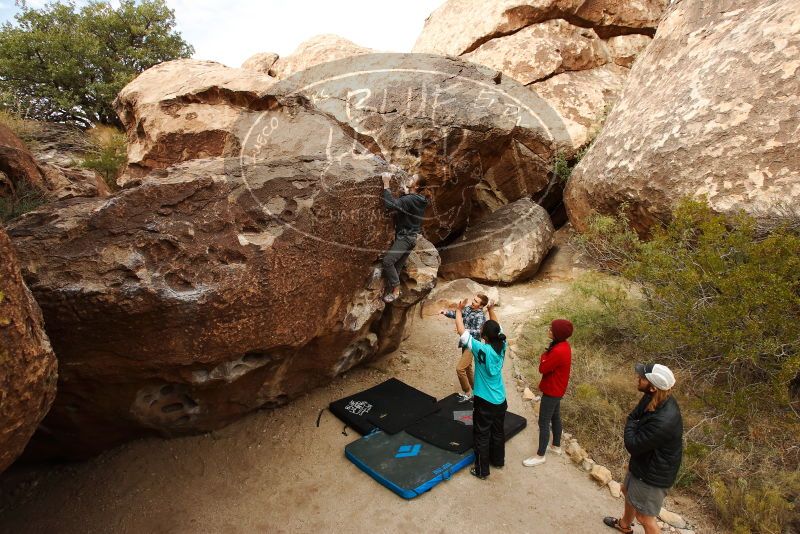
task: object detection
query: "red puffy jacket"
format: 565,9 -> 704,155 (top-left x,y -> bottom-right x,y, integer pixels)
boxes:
538,341 -> 572,398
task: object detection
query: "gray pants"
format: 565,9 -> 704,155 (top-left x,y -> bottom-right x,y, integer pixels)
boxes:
537,394 -> 562,456
382,234 -> 416,288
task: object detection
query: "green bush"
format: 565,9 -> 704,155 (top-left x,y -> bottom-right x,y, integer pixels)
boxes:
571,209 -> 641,273
625,200 -> 800,421
711,476 -> 797,534
520,199 -> 800,533
0,179 -> 47,222
573,199 -> 800,423
81,125 -> 126,190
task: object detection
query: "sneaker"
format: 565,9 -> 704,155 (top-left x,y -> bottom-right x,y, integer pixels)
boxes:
522,456 -> 547,467
549,446 -> 563,456
469,467 -> 488,480
382,293 -> 397,303
457,392 -> 473,403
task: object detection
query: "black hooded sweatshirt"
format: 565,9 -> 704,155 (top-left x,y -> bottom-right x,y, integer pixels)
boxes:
382,189 -> 428,237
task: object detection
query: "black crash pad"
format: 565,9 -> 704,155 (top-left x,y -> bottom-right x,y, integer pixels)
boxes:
345,429 -> 473,499
405,393 -> 528,453
328,378 -> 438,435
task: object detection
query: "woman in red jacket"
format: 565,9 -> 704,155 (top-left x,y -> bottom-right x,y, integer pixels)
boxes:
523,319 -> 573,467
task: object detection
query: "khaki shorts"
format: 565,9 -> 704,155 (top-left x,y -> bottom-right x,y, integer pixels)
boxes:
624,471 -> 667,517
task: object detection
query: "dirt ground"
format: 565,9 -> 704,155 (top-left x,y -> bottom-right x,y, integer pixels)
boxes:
0,245 -> 715,534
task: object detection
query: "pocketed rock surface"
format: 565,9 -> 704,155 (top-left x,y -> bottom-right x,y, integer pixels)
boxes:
0,229 -> 57,473
565,0 -> 800,234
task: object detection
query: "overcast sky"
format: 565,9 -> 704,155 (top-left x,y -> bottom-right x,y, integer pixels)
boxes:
0,0 -> 443,66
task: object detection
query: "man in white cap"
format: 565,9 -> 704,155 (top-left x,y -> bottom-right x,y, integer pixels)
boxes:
603,363 -> 683,534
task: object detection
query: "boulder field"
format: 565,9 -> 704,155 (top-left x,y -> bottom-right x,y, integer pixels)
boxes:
8,52 -> 567,458
413,0 -> 668,151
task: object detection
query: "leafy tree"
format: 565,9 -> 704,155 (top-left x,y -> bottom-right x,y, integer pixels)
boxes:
0,0 -> 193,127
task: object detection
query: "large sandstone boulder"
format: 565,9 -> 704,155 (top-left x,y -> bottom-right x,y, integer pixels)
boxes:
114,59 -> 276,183
413,0 -> 666,57
533,63 -> 628,149
269,34 -> 374,80
116,55 -> 570,244
439,198 -> 555,283
7,92 -> 425,456
10,164 -> 400,457
0,229 -> 57,472
462,19 -> 611,85
275,53 -> 570,242
565,0 -> 800,234
13,51 -> 569,457
413,1 -> 667,153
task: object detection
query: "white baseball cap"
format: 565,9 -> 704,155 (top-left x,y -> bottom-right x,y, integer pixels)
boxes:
635,363 -> 676,391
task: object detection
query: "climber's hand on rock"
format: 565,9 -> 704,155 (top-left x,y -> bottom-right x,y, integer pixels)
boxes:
381,172 -> 391,189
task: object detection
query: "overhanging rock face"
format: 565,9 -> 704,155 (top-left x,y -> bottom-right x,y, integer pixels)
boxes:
272,53 -> 570,241
8,97 -> 416,458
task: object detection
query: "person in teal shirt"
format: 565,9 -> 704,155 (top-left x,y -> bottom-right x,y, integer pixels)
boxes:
454,299 -> 507,479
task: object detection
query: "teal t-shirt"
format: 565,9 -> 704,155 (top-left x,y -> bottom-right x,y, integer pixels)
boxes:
460,331 -> 506,404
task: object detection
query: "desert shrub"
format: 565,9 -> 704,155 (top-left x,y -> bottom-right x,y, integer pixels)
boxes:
571,209 -> 641,273
626,200 -> 800,422
0,109 -> 42,145
81,125 -> 126,190
711,476 -> 798,534
520,199 -> 800,533
553,145 -> 591,185
0,179 -> 47,223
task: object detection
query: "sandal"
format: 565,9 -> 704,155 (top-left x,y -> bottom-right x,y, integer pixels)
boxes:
602,517 -> 633,534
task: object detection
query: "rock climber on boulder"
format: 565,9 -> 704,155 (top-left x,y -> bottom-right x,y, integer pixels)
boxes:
380,169 -> 429,303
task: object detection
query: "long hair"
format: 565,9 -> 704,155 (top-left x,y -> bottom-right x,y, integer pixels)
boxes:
481,320 -> 506,355
646,387 -> 672,412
